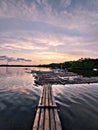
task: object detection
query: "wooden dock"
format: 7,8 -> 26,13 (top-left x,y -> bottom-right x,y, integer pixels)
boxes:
32,84 -> 62,130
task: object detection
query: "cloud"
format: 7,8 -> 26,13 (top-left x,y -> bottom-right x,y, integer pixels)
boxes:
0,55 -> 32,62
0,0 -> 98,64
0,0 -> 72,18
0,56 -> 15,62
16,58 -> 32,62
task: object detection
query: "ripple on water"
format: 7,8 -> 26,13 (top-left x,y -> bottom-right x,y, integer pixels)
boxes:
53,83 -> 98,130
0,102 -> 7,110
0,67 -> 98,130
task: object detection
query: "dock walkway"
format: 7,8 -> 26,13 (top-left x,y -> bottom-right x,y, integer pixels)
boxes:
32,84 -> 62,130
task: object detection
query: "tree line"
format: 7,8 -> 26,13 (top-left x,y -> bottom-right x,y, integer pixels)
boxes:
38,58 -> 98,77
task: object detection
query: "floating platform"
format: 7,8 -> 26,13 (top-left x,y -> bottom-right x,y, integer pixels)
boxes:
32,70 -> 98,85
32,84 -> 62,130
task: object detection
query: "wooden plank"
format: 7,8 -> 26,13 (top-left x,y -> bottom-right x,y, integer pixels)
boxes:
48,84 -> 56,130
38,108 -> 44,130
44,109 -> 50,130
33,108 -> 40,130
44,85 -> 50,130
32,84 -> 62,130
48,85 -> 52,106
38,86 -> 45,130
33,97 -> 41,130
33,86 -> 45,130
52,89 -> 62,130
54,109 -> 62,130
49,109 -> 56,130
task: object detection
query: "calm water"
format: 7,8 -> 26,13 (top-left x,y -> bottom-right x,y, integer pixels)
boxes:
0,67 -> 98,130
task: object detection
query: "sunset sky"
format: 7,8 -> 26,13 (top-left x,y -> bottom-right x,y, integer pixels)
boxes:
0,0 -> 98,65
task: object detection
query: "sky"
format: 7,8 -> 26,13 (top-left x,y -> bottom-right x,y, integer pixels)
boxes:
0,0 -> 98,65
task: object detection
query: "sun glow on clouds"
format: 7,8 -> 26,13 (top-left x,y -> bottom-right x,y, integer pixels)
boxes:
33,51 -> 81,64
0,0 -> 98,64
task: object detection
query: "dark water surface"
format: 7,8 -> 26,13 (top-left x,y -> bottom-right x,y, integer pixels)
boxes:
0,67 -> 98,130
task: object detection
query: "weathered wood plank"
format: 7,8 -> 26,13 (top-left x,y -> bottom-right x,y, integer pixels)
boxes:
38,86 -> 45,130
44,109 -> 50,130
38,108 -> 44,130
44,85 -> 50,130
33,86 -> 45,130
32,84 -> 62,130
52,89 -> 62,130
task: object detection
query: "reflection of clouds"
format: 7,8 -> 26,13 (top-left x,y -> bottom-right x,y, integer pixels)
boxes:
0,67 -> 42,96
0,67 -> 43,116
53,84 -> 98,107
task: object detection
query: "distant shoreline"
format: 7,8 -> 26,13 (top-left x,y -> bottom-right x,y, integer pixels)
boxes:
0,63 -> 98,77
0,65 -> 39,67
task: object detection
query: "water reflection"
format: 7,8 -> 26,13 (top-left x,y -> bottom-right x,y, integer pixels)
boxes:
0,67 -> 98,130
0,67 -> 42,130
53,84 -> 98,130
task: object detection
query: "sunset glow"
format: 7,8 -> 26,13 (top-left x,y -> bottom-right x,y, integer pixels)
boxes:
0,0 -> 98,65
